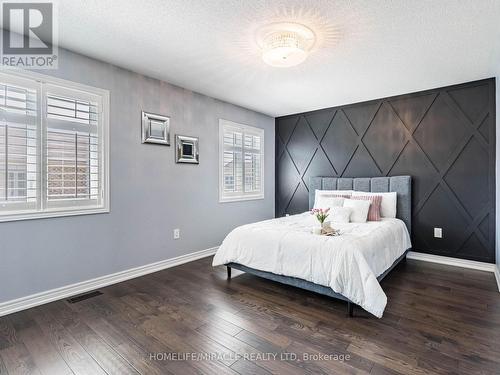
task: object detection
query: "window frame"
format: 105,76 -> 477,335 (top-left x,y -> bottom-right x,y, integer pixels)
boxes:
0,69 -> 110,222
219,119 -> 264,203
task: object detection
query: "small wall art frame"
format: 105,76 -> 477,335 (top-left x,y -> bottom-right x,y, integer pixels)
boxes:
141,111 -> 170,145
175,135 -> 199,164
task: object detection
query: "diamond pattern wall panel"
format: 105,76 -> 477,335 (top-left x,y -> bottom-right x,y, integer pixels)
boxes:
287,117 -> 318,174
275,78 -> 496,263
413,94 -> 468,171
321,110 -> 358,174
304,110 -> 335,139
363,102 -> 408,173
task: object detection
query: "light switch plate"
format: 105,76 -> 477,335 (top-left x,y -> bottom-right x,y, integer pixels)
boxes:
434,227 -> 442,238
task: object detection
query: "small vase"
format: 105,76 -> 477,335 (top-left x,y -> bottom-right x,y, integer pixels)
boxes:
322,221 -> 331,229
312,227 -> 322,235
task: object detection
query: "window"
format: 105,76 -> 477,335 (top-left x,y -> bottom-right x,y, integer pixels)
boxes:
0,71 -> 109,222
219,119 -> 264,202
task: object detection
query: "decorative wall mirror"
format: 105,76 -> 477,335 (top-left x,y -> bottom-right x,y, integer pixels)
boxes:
141,111 -> 170,145
175,135 -> 199,164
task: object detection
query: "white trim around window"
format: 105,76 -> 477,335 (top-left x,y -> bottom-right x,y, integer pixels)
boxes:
0,69 -> 110,222
219,119 -> 264,203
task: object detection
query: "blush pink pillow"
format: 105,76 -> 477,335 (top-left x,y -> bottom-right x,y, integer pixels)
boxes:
351,195 -> 382,221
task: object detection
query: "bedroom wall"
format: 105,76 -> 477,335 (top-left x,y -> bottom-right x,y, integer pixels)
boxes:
276,79 -> 496,263
0,47 -> 275,304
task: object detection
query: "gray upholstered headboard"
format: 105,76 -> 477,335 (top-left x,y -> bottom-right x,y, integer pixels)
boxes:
309,176 -> 412,234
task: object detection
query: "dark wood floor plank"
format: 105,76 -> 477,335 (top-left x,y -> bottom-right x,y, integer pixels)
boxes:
30,308 -> 107,375
151,274 -> 293,348
79,298 -> 200,375
140,315 -> 238,372
133,280 -> 244,336
0,319 -> 19,351
47,301 -> 140,375
234,329 -> 283,354
387,300 -> 499,345
253,357 -> 321,375
97,294 -> 235,375
369,363 -> 404,375
0,343 -> 42,375
7,311 -> 36,333
175,265 -> 327,330
16,321 -> 73,375
458,357 -> 500,375
0,354 -> 7,375
196,323 -> 264,357
80,316 -> 169,375
234,274 -> 349,318
286,340 -> 371,375
0,258 -> 498,375
279,325 -> 375,374
230,359 -> 272,375
212,309 -> 292,348
79,309 -> 182,375
346,340 -> 425,375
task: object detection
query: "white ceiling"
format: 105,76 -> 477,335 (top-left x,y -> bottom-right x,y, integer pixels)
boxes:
18,1 -> 500,116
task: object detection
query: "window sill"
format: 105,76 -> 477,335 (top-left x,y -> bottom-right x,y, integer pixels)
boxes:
219,195 -> 265,203
0,206 -> 110,223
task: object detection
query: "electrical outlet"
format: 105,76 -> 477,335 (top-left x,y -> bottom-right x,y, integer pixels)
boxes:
285,214 -> 290,217
173,228 -> 180,240
434,227 -> 442,238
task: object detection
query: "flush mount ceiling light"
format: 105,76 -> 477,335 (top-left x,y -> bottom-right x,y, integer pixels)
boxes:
257,22 -> 316,68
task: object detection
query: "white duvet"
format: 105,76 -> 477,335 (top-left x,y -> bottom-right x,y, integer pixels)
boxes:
212,213 -> 411,317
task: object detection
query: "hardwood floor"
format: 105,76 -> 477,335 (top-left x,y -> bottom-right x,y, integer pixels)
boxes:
0,257 -> 499,375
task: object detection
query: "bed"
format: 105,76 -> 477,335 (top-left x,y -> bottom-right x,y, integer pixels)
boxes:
213,176 -> 412,318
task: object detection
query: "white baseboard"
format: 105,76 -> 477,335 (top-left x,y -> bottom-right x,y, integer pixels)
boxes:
407,251 -> 497,272
495,265 -> 500,293
407,252 -> 500,293
0,246 -> 218,317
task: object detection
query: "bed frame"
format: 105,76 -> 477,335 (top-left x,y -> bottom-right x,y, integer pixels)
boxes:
226,176 -> 412,317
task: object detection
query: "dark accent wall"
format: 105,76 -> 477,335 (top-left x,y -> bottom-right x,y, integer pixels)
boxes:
276,78 -> 496,263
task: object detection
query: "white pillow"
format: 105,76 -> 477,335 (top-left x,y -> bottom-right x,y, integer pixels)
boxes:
343,199 -> 371,223
351,191 -> 397,218
314,190 -> 353,208
315,189 -> 353,196
314,196 -> 345,210
329,207 -> 352,223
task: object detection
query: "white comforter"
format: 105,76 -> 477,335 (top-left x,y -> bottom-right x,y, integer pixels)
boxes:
212,213 -> 411,317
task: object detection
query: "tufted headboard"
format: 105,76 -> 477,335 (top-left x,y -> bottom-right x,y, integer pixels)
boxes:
309,176 -> 412,234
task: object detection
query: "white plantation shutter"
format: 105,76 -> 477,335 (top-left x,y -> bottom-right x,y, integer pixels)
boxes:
0,72 -> 109,221
243,133 -> 262,193
223,128 -> 243,193
220,120 -> 264,202
0,75 -> 39,213
45,85 -> 101,208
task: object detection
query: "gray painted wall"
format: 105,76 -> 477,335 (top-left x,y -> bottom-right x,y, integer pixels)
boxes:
0,48 -> 275,303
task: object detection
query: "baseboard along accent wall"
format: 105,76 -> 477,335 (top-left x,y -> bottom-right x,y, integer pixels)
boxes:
276,78 -> 496,263
407,251 -> 497,272
495,265 -> 500,292
407,252 -> 500,292
0,247 -> 218,317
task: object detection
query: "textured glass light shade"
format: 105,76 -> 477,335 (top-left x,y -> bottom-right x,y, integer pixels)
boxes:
262,31 -> 308,67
